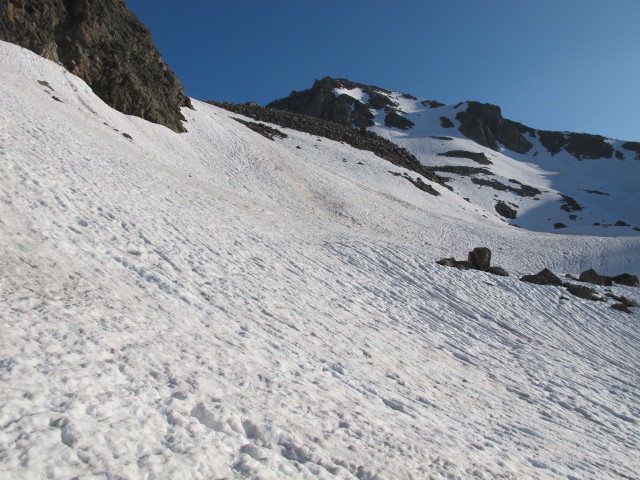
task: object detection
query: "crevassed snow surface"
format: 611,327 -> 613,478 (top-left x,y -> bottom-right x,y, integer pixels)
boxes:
1,42 -> 639,479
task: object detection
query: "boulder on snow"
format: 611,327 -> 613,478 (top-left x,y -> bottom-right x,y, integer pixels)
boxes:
579,268 -> 613,286
438,248 -> 509,277
436,258 -> 472,270
566,284 -> 601,301
468,247 -> 492,271
520,268 -> 563,286
488,266 -> 509,277
605,293 -> 639,307
613,273 -> 639,287
611,303 -> 632,314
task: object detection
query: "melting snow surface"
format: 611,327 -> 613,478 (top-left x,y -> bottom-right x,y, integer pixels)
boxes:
1,41 -> 639,479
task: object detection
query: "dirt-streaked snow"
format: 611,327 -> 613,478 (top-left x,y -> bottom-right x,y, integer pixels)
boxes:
1,41 -> 639,479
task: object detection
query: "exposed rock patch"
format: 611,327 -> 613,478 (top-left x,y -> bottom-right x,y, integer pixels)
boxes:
267,77 -> 387,129
0,0 -> 192,132
455,102 -> 534,154
579,268 -> 613,286
538,131 -> 614,159
613,273 -> 639,287
520,269 -> 563,286
471,177 -> 540,198
432,166 -> 492,177
495,201 -> 517,219
438,150 -> 492,165
622,141 -> 640,160
439,117 -> 454,128
559,195 -> 583,212
232,118 -> 287,141
422,100 -> 445,108
384,110 -> 415,130
566,284 -> 601,301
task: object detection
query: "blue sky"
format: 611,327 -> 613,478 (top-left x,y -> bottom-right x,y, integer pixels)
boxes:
127,0 -> 639,141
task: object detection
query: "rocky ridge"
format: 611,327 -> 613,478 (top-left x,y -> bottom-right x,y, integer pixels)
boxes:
0,0 -> 191,132
267,76 -> 635,162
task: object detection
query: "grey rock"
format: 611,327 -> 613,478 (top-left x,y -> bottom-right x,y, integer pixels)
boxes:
566,284 -> 600,301
613,273 -> 639,287
436,258 -> 473,270
520,268 -> 563,286
579,269 -> 613,287
468,247 -> 491,271
488,266 -> 509,277
611,303 -> 632,314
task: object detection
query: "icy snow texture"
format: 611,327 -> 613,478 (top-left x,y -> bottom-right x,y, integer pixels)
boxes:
1,42 -> 639,479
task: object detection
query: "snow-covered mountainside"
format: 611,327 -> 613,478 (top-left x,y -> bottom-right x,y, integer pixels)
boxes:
1,41 -> 639,479
268,78 -> 640,235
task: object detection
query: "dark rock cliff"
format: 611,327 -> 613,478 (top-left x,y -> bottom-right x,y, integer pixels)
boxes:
0,0 -> 192,132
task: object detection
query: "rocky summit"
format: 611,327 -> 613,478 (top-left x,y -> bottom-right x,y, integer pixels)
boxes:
0,0 -> 191,132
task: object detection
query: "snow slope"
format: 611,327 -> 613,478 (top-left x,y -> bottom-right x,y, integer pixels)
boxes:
331,86 -> 640,236
1,41 -> 639,479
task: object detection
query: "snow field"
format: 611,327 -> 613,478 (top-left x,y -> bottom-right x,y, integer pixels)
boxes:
1,42 -> 639,479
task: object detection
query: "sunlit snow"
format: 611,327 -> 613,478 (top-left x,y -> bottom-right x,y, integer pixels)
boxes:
1,41 -> 639,479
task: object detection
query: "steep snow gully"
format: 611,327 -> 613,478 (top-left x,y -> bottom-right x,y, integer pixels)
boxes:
1,42 -> 639,479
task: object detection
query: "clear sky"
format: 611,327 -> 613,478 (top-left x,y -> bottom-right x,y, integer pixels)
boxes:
126,0 -> 639,141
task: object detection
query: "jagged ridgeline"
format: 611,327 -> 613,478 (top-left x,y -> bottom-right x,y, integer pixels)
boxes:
0,0 -> 192,132
267,77 -> 640,161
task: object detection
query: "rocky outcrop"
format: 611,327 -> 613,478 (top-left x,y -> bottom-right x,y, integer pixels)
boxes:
0,0 -> 191,132
439,117 -> 454,128
622,141 -> 640,160
538,131 -> 615,160
566,284 -> 601,301
268,77 -> 380,129
438,150 -> 492,165
613,273 -> 639,287
455,102 -> 534,154
579,268 -> 613,286
520,269 -> 563,286
495,200 -> 517,219
384,110 -> 414,130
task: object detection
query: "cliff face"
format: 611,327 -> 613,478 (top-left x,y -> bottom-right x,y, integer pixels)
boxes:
0,0 -> 191,132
